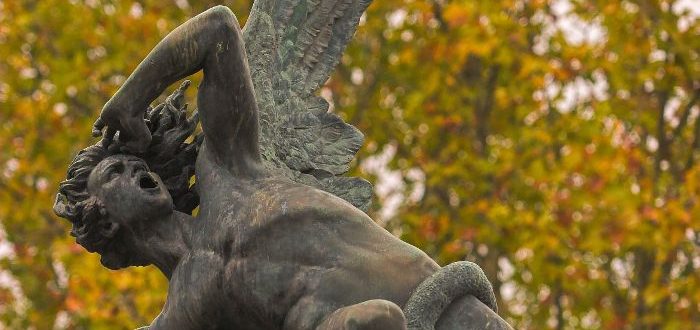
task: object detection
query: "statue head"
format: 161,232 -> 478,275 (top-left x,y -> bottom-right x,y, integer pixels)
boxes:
86,154 -> 173,225
53,146 -> 169,269
54,81 -> 201,269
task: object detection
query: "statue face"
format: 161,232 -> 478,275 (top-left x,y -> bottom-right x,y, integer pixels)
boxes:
87,154 -> 173,225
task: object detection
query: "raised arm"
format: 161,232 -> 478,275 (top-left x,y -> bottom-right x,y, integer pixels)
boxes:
95,6 -> 261,174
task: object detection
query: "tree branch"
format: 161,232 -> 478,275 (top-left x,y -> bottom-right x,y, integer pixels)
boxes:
652,91 -> 669,196
431,0 -> 449,33
670,92 -> 698,140
684,112 -> 700,172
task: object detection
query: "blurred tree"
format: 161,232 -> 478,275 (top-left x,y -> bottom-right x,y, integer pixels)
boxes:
0,0 -> 698,329
336,0 -> 699,329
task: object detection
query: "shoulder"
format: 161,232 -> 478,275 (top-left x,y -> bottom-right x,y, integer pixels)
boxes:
240,178 -> 368,230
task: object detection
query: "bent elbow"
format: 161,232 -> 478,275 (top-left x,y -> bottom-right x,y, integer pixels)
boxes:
203,5 -> 241,34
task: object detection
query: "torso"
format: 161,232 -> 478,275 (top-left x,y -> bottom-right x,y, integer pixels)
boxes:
170,144 -> 439,329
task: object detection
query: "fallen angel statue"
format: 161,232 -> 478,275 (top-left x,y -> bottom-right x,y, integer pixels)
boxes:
54,3 -> 512,330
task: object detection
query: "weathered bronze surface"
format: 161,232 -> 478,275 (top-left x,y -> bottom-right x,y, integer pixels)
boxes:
54,3 -> 512,329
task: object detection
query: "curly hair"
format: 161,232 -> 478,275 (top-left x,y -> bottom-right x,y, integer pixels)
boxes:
53,81 -> 201,268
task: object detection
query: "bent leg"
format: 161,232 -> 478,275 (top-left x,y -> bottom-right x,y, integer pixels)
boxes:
316,300 -> 407,330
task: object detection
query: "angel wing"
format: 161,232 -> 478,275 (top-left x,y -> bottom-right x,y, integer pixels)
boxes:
242,0 -> 373,211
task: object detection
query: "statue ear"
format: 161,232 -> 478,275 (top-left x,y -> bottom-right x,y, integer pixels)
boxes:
100,221 -> 120,238
89,197 -> 117,238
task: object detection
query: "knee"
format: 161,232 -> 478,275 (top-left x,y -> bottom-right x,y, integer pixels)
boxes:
334,299 -> 407,330
355,300 -> 406,330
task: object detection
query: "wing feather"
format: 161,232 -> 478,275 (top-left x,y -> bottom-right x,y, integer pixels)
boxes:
242,0 -> 373,211
304,0 -> 371,93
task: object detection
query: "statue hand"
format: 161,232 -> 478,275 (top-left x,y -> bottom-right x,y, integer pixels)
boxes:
92,100 -> 152,154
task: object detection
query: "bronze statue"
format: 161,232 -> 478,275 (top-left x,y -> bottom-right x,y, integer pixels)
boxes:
54,2 -> 511,329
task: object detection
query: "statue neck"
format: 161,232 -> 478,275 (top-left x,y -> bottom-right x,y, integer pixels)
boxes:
130,210 -> 193,280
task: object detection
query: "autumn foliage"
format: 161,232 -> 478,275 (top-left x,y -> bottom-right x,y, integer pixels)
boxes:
1,0 -> 698,329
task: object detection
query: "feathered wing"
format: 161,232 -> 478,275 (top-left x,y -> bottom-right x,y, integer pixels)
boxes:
242,0 -> 373,211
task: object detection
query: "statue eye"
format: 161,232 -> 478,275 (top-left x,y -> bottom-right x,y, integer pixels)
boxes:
135,164 -> 148,172
128,159 -> 149,173
106,163 -> 124,181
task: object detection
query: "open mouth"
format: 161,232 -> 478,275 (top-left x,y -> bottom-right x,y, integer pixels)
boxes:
138,173 -> 159,191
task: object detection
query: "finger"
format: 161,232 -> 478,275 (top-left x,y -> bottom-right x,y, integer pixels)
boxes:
123,118 -> 152,154
103,127 -> 117,145
119,145 -> 133,154
107,141 -> 122,153
92,117 -> 105,137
